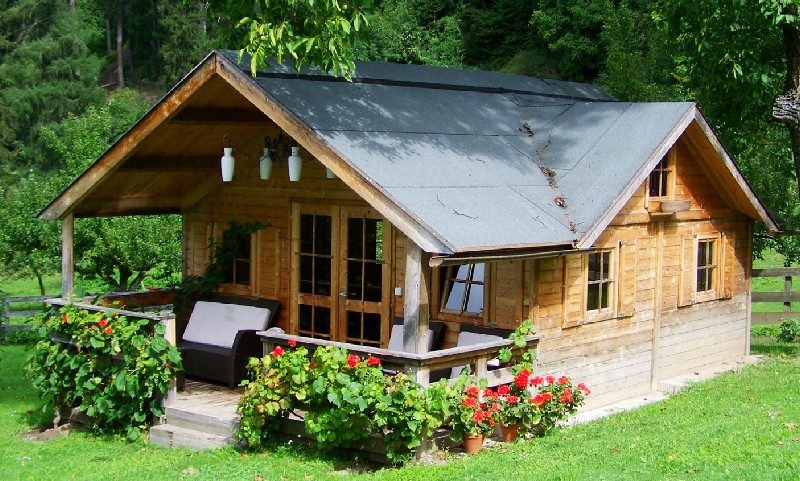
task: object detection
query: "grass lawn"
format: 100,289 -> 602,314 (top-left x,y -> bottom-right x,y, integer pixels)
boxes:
752,249 -> 800,314
1,346 -> 799,480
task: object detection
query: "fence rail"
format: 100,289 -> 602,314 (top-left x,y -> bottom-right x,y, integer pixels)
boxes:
1,294 -> 58,334
751,267 -> 800,324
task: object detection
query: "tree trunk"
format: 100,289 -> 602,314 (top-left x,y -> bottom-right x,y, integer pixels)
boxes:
105,17 -> 112,53
775,11 -> 800,198
36,273 -> 45,296
116,13 -> 125,89
68,0 -> 76,12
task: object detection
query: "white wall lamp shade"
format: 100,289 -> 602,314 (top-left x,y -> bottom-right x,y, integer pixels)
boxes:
288,146 -> 302,182
221,147 -> 235,182
259,147 -> 272,180
326,167 -> 337,179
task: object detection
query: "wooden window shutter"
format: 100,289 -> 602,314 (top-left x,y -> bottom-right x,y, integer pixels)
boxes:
678,233 -> 697,307
616,240 -> 638,317
719,231 -> 733,299
562,254 -> 585,328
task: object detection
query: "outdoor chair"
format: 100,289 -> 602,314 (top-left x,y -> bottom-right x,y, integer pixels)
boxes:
448,324 -> 512,379
176,294 -> 280,389
385,317 -> 446,353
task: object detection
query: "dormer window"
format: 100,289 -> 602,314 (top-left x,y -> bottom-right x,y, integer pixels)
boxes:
648,155 -> 671,198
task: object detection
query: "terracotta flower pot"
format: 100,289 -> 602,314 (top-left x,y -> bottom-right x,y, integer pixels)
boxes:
463,434 -> 484,454
500,423 -> 521,442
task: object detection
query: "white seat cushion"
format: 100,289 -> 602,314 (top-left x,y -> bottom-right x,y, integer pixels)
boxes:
387,324 -> 434,352
450,331 -> 504,379
182,301 -> 272,349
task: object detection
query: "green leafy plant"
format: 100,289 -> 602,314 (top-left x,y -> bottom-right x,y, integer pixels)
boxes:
529,374 -> 590,436
26,306 -> 182,439
778,319 -> 800,343
237,342 -> 443,463
491,369 -> 542,434
498,318 -> 537,368
447,380 -> 497,439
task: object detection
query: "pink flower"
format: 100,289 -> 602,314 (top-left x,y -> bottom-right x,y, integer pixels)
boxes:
577,382 -> 591,395
529,376 -> 544,387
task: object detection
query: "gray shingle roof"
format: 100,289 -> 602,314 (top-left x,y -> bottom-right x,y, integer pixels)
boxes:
225,51 -> 693,252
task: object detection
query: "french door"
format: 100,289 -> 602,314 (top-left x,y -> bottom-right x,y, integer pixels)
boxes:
292,204 -> 389,347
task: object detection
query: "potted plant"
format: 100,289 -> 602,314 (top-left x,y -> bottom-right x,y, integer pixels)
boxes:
493,376 -> 542,442
450,384 -> 496,453
529,375 -> 590,436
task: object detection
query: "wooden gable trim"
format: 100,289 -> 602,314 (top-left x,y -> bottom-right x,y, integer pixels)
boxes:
214,52 -> 454,255
38,52 -> 220,221
575,105 -> 778,249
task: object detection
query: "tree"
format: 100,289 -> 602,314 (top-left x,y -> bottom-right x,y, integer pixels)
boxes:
158,0 -> 215,85
222,0 -> 373,78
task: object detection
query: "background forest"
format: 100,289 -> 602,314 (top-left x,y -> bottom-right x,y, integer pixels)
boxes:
1,0 -> 798,295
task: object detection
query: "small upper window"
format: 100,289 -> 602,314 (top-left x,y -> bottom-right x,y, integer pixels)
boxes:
697,239 -> 716,292
222,228 -> 251,286
442,263 -> 485,315
587,251 -> 612,311
648,155 -> 671,198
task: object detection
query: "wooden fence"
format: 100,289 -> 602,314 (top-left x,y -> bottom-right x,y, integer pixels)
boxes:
1,294 -> 57,334
751,267 -> 800,324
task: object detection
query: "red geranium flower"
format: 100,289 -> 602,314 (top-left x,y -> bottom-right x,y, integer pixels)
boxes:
367,355 -> 381,367
577,382 -> 591,395
560,387 -> 573,404
346,354 -> 361,368
542,392 -> 553,402
515,371 -> 530,389
271,346 -> 285,357
462,397 -> 478,408
518,368 -> 531,377
546,375 -> 556,385
496,385 -> 510,396
507,395 -> 519,404
98,319 -> 108,328
465,386 -> 480,398
61,314 -> 69,323
287,338 -> 297,348
529,376 -> 544,387
491,402 -> 501,413
488,417 -> 495,427
558,375 -> 570,385
472,410 -> 485,423
103,326 -> 113,335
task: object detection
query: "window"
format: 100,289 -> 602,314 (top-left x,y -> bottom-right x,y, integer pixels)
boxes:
587,251 -> 612,311
441,263 -> 485,315
222,228 -> 251,286
648,155 -> 671,198
697,239 -> 716,293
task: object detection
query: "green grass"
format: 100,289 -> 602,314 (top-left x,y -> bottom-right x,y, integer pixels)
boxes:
752,249 -> 800,313
1,346 -> 799,480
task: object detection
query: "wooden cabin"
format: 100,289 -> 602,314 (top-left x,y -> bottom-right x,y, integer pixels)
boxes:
40,50 -> 778,409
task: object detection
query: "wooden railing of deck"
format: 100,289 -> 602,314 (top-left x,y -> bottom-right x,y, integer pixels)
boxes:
751,267 -> 800,324
260,328 -> 539,387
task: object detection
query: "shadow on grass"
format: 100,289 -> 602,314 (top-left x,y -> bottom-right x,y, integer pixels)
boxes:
751,339 -> 800,357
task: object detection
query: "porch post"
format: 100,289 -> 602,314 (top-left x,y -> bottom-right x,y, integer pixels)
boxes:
403,241 -> 432,384
61,213 -> 74,297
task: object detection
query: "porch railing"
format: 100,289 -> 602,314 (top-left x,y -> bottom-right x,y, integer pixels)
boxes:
260,328 -> 540,387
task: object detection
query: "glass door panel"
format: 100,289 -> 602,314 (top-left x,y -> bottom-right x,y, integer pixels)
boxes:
295,208 -> 336,340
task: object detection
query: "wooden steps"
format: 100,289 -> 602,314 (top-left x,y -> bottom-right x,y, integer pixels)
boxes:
150,380 -> 241,450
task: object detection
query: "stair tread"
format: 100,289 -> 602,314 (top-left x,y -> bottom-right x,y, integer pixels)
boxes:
150,423 -> 235,450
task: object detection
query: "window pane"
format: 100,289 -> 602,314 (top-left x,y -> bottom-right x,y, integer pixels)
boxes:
346,311 -> 361,339
348,218 -> 364,259
445,280 -> 466,311
347,260 -> 363,299
707,242 -> 714,265
299,214 -> 314,254
363,313 -> 381,342
697,241 -> 706,266
315,215 -> 332,256
600,282 -> 609,309
314,257 -> 331,296
660,172 -> 669,196
601,252 -> 610,278
236,233 -> 251,258
587,283 -> 599,311
453,265 -> 471,281
697,269 -> 707,292
466,284 -> 484,313
235,260 -> 250,285
363,262 -> 382,302
314,306 -> 331,337
588,253 -> 601,281
364,219 -> 383,261
649,171 -> 661,197
472,263 -> 485,283
298,304 -> 312,331
299,256 -> 313,294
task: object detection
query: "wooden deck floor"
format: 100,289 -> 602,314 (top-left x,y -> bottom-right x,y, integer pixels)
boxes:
168,380 -> 242,420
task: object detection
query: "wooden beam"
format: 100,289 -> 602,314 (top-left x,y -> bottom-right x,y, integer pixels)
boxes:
117,157 -> 217,172
61,214 -> 74,296
77,196 -> 183,215
38,53 -> 219,221
214,53 -> 453,255
403,241 -> 432,361
170,108 -> 271,124
181,175 -> 222,211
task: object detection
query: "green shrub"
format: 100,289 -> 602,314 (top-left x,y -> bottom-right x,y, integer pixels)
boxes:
752,324 -> 781,338
26,306 -> 182,439
778,319 -> 800,343
1,328 -> 38,345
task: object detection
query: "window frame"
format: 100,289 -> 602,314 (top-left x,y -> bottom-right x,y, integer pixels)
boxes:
647,153 -> 673,200
583,249 -> 616,323
695,237 -> 718,302
433,263 -> 489,323
213,223 -> 257,296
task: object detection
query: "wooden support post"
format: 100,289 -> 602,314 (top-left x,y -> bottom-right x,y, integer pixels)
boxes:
161,316 -> 177,404
61,214 -> 74,297
403,241 -> 432,357
784,275 -> 792,313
